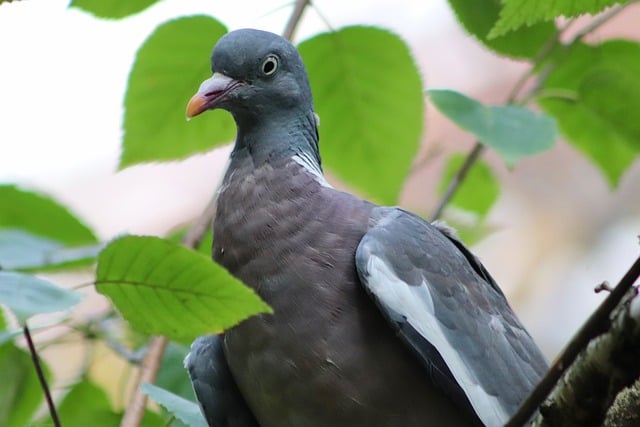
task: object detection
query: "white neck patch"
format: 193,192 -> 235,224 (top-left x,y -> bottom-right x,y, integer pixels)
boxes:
292,153 -> 332,188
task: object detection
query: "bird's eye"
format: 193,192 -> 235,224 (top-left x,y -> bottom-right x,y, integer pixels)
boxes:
261,55 -> 279,76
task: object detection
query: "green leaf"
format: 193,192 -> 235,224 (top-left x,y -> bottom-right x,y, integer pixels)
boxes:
447,0 -> 557,58
0,342 -> 51,427
438,155 -> 500,217
490,0 -> 625,38
122,16 -> 233,168
429,89 -> 557,164
0,185 -> 97,246
0,271 -> 83,323
70,0 -> 160,19
95,236 -> 271,341
167,227 -> 213,257
142,383 -> 208,427
538,40 -> 640,185
49,380 -> 121,427
299,26 -> 424,204
0,229 -> 103,271
36,379 -> 164,427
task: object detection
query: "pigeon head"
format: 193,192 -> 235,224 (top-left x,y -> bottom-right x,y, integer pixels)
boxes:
186,29 -> 321,168
186,29 -> 314,125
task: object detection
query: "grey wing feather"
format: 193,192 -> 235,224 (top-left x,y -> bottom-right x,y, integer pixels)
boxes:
355,207 -> 548,426
185,335 -> 259,427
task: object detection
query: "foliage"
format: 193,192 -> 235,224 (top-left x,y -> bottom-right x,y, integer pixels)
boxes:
0,0 -> 638,425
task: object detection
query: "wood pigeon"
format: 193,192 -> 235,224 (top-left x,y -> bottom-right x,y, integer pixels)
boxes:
184,29 -> 548,427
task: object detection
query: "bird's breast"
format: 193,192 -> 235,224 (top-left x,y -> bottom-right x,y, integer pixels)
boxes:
211,158 -> 472,427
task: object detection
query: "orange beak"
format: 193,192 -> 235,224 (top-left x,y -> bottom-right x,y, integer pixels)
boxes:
186,73 -> 243,119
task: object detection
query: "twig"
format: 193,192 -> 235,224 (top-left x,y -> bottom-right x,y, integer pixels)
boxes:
120,3 -> 313,425
23,323 -> 61,427
568,3 -> 630,44
428,20 -> 566,221
506,254 -> 640,427
531,287 -> 640,426
430,142 -> 483,221
120,336 -> 168,427
183,192 -> 218,250
283,0 -> 310,40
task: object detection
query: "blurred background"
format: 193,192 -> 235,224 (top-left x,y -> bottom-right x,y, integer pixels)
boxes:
1,0 -> 639,396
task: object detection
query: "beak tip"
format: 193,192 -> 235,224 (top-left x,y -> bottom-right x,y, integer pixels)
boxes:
186,93 -> 208,119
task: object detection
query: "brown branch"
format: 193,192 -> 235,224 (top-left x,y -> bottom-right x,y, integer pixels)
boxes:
23,322 -> 61,427
120,336 -> 168,427
531,287 -> 640,426
506,254 -> 640,427
430,142 -> 483,221
120,3 -> 313,426
283,0 -> 310,41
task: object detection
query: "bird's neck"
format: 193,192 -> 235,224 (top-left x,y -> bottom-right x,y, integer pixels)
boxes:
231,108 -> 321,172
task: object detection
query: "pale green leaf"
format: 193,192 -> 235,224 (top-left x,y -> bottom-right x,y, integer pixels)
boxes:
0,185 -> 97,245
0,229 -> 102,271
299,26 -> 424,204
95,236 -> 271,341
0,271 -> 82,323
447,0 -> 557,58
490,0 -> 625,38
0,342 -> 51,427
142,383 -> 208,427
538,40 -> 640,186
429,89 -> 557,164
70,0 -> 160,19
122,16 -> 233,168
438,155 -> 500,217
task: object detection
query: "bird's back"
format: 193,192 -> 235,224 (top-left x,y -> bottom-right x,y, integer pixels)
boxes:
212,154 -> 476,427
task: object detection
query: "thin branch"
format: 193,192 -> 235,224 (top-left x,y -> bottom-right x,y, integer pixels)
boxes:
120,3 -> 313,425
283,0 -> 310,41
506,254 -> 640,427
121,336 -> 168,427
531,287 -> 640,426
23,323 -> 61,427
430,142 -> 484,221
568,3 -> 630,45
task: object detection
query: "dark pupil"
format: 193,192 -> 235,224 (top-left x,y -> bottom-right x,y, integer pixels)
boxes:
263,59 -> 276,74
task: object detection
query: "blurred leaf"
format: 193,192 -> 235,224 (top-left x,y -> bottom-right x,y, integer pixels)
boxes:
438,211 -> 496,246
46,380 -> 121,426
490,0 -> 624,38
156,342 -> 195,401
142,383 -> 208,427
447,0 -> 556,58
0,342 -> 51,427
299,26 -> 423,204
429,89 -> 557,164
122,16 -> 233,168
70,0 -> 160,19
438,155 -> 500,217
539,40 -> 640,185
36,379 -> 165,426
167,227 -> 213,257
0,271 -> 82,323
0,229 -> 102,271
0,185 -> 97,245
95,236 -> 271,341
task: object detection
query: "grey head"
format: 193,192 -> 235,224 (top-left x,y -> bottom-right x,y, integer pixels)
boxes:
187,29 -> 320,165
